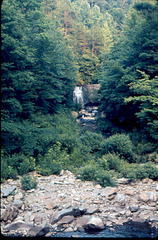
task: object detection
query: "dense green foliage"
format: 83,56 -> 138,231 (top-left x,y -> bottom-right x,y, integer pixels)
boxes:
44,0 -> 134,84
98,2 -> 158,150
1,0 -> 158,184
1,0 -> 76,156
100,133 -> 136,162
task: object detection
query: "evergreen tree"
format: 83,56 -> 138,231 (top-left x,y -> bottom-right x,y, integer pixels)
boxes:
1,0 -> 77,156
99,2 -> 158,144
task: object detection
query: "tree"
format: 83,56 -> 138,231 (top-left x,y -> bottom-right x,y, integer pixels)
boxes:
99,2 -> 158,143
1,0 -> 77,156
125,71 -> 158,142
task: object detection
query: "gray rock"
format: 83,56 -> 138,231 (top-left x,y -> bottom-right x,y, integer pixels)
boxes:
57,215 -> 74,225
129,205 -> 139,212
28,226 -> 50,237
1,206 -> 19,222
114,193 -> 125,203
14,192 -> 23,200
85,207 -> 101,215
149,192 -> 157,202
13,200 -> 23,209
24,212 -> 32,222
149,215 -> 158,222
139,193 -> 149,202
100,187 -> 117,198
50,206 -> 86,224
7,195 -> 14,202
2,186 -> 16,198
34,214 -> 43,225
4,222 -> 33,231
84,216 -> 105,230
75,215 -> 91,232
126,218 -> 150,228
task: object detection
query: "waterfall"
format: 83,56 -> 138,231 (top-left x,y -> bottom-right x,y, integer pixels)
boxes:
73,86 -> 84,108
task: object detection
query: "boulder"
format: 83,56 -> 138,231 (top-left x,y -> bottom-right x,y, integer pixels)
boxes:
125,189 -> 134,196
13,200 -> 23,209
129,205 -> 139,212
149,192 -> 157,202
14,192 -> 23,200
33,214 -> 43,225
1,206 -> 19,222
45,201 -> 58,210
75,215 -> 91,232
57,215 -> 74,225
149,215 -> 158,222
50,206 -> 86,224
85,207 -> 101,215
100,187 -> 117,198
4,222 -> 33,231
126,218 -> 150,228
139,193 -> 149,202
84,216 -> 105,231
7,195 -> 14,203
114,193 -> 125,203
28,225 -> 50,237
2,186 -> 16,198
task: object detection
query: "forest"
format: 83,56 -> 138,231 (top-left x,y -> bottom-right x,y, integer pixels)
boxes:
1,0 -> 158,184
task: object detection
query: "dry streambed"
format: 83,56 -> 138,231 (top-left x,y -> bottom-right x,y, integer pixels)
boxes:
1,170 -> 158,237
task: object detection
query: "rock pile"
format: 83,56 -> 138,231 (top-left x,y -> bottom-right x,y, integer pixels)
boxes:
1,170 -> 158,237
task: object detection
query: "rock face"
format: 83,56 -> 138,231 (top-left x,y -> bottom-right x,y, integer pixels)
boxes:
1,171 -> 158,237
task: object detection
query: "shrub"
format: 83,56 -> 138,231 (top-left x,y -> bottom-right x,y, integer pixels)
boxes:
101,134 -> 136,162
79,163 -> 116,187
142,162 -> 158,180
103,153 -> 122,172
37,142 -> 70,176
135,143 -> 156,155
122,162 -> 158,180
79,131 -> 104,153
79,164 -> 98,181
7,154 -> 36,176
1,157 -> 9,182
1,154 -> 19,181
8,166 -> 18,180
21,175 -> 38,190
18,156 -> 36,175
97,155 -> 109,170
95,170 -> 116,187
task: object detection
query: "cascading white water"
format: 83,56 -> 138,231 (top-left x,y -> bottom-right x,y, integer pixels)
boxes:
73,86 -> 84,108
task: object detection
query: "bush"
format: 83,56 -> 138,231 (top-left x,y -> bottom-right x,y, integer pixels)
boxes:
142,162 -> 158,180
102,153 -> 122,172
1,157 -> 9,182
122,162 -> 158,180
21,175 -> 38,190
101,134 -> 136,162
97,155 -> 109,170
79,131 -> 104,153
95,170 -> 116,187
79,163 -> 116,187
79,164 -> 98,182
37,142 -> 70,176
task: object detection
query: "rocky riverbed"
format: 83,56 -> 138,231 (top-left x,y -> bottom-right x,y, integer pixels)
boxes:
1,170 -> 158,237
